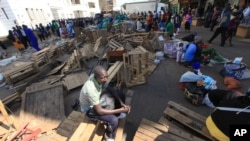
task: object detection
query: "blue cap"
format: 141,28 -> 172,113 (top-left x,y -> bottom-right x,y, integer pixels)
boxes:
192,62 -> 201,70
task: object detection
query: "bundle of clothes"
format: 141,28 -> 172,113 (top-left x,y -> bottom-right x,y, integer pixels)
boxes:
179,62 -> 250,141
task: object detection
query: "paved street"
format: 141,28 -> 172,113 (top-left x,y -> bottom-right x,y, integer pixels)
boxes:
1,25 -> 250,140
123,25 -> 250,141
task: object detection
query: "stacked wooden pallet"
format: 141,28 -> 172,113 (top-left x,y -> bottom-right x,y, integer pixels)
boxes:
31,48 -> 51,70
134,101 -> 215,141
4,62 -> 38,86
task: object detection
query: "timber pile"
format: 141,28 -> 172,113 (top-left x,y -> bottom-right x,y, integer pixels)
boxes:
86,29 -> 108,44
31,48 -> 50,70
134,101 -> 214,141
63,49 -> 82,73
4,62 -> 38,87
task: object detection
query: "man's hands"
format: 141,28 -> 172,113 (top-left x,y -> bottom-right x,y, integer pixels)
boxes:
120,105 -> 131,114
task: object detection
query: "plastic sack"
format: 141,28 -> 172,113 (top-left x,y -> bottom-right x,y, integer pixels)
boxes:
220,62 -> 247,80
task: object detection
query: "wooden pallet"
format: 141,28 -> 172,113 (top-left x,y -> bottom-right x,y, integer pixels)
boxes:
62,71 -> 89,91
134,118 -> 188,141
4,62 -> 38,86
123,46 -> 151,87
20,82 -> 66,133
163,101 -> 215,141
108,39 -> 123,50
158,117 -> 205,141
31,48 -> 51,70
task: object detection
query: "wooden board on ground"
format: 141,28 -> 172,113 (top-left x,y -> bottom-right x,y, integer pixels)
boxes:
62,71 -> 89,91
158,117 -> 205,141
57,111 -> 88,138
115,89 -> 133,141
134,118 -> 188,141
20,82 -> 65,133
163,101 -> 215,141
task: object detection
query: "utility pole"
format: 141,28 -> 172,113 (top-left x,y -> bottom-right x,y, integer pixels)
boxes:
155,0 -> 159,12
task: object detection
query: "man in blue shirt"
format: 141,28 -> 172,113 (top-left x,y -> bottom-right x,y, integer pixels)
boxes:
208,3 -> 231,47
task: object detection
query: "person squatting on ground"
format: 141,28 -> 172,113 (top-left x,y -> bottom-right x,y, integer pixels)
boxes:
207,3 -> 231,47
79,66 -> 131,141
183,36 -> 210,67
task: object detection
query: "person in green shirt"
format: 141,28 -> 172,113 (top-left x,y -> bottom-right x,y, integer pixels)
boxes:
166,19 -> 174,39
79,65 -> 131,141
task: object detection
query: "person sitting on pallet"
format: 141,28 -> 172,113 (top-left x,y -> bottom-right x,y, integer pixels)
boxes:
79,65 -> 131,141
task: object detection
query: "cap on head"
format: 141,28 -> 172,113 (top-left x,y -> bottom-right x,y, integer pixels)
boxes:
194,36 -> 202,43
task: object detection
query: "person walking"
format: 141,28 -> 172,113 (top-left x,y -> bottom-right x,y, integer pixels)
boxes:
210,6 -> 221,31
166,19 -> 174,39
22,25 -> 41,51
207,3 -> 231,47
184,11 -> 192,32
226,10 -> 241,46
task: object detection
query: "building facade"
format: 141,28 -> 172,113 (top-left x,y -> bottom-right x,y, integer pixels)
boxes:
0,0 -> 100,37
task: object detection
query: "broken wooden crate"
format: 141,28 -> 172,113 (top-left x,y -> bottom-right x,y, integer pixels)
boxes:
123,46 -> 157,87
63,49 -> 82,73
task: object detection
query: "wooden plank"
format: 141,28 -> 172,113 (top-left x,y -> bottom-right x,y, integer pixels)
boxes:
20,84 -> 65,133
46,63 -> 66,76
62,71 -> 89,91
164,101 -> 214,141
68,122 -> 89,141
106,61 -> 124,84
0,100 -> 19,130
158,117 -> 205,141
115,90 -> 133,141
135,118 -> 186,141
26,82 -> 63,94
2,93 -> 21,105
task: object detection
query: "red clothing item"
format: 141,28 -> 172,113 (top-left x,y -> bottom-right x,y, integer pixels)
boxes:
228,17 -> 240,30
148,13 -> 153,24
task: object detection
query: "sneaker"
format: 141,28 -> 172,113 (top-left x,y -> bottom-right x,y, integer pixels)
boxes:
117,113 -> 126,119
105,133 -> 114,141
206,63 -> 213,67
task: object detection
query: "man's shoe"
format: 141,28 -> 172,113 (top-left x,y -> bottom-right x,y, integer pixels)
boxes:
105,133 -> 114,141
117,113 -> 126,119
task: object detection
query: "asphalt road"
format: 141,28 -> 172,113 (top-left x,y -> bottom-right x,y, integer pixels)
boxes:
123,25 -> 250,141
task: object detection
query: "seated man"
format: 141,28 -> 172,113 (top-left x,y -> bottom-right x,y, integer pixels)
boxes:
79,65 -> 131,141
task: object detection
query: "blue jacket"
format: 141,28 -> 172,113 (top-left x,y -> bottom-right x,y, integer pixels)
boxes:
184,43 -> 197,62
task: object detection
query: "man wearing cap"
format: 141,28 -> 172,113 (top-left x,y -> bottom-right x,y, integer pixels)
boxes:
208,3 -> 231,47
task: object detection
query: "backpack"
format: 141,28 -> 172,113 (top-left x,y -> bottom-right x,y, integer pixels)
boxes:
184,83 -> 204,105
